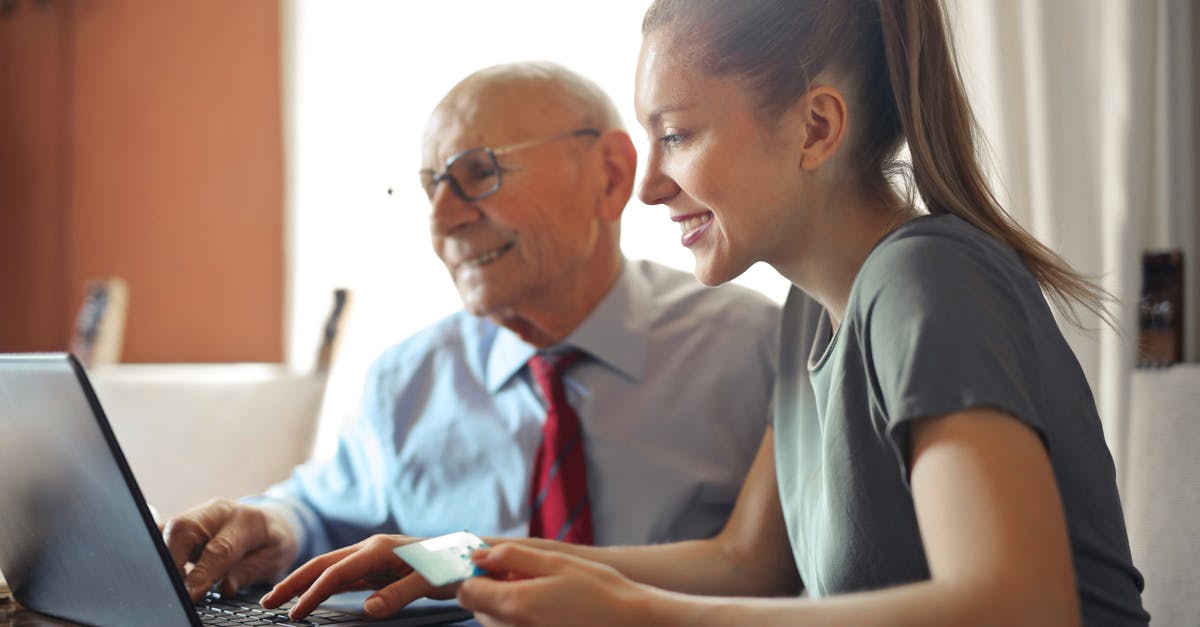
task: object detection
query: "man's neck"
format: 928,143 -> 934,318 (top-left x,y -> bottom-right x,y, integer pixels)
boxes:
494,257 -> 625,349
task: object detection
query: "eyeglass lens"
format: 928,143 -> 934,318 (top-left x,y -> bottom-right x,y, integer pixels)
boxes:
420,147 -> 501,201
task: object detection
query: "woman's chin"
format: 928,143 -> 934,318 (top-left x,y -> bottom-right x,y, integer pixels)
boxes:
692,257 -> 742,287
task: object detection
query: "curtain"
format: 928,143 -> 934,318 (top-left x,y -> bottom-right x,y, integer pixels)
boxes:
949,5 -> 1197,621
946,0 -> 1196,481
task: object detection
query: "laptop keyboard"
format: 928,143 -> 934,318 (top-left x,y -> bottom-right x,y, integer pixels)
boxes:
198,592 -> 361,626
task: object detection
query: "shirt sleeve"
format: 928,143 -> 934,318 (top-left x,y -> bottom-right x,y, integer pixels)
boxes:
856,232 -> 1046,480
243,355 -> 401,564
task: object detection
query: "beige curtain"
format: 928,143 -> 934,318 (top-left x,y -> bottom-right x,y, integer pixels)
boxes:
948,2 -> 1198,623
947,0 -> 1197,474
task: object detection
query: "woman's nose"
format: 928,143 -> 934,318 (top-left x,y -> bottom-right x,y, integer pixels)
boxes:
636,151 -> 678,207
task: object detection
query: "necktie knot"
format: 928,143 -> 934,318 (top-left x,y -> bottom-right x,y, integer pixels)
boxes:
528,348 -> 586,404
529,348 -> 585,377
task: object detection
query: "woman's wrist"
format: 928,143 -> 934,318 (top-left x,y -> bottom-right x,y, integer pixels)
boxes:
626,582 -> 713,627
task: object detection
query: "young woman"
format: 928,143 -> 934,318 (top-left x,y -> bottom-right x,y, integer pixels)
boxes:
262,1 -> 1149,625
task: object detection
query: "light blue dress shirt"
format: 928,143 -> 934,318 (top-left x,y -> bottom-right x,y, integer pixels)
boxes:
258,260 -> 779,560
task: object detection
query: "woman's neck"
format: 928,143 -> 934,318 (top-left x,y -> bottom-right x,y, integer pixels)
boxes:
773,188 -> 918,330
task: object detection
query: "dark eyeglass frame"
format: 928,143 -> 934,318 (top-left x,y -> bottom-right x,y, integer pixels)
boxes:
419,128 -> 600,202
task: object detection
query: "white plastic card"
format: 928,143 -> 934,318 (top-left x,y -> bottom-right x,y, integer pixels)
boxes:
393,531 -> 489,587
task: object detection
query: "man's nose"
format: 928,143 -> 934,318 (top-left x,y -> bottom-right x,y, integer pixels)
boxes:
429,181 -> 482,235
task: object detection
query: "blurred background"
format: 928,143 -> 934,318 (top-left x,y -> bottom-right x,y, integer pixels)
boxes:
1,0 -> 1198,621
2,0 -> 1198,449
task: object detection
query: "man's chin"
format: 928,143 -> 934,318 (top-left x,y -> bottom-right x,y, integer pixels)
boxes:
458,291 -> 511,320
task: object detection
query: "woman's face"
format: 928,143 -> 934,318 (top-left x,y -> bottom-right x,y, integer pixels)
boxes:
634,30 -> 809,286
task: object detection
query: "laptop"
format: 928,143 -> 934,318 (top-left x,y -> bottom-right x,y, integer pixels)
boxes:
0,353 -> 474,627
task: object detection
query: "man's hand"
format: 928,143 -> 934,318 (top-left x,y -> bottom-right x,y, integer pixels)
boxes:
161,498 -> 299,601
260,534 -> 450,621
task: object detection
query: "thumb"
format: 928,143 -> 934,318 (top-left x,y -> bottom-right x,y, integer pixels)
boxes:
470,543 -> 566,580
220,548 -> 289,597
361,574 -> 438,618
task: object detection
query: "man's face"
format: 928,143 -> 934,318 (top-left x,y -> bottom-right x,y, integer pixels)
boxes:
422,83 -> 605,320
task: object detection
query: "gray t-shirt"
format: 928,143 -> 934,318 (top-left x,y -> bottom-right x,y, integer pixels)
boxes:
773,214 -> 1148,625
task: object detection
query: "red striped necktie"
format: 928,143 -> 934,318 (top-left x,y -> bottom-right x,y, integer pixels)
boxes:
527,349 -> 593,545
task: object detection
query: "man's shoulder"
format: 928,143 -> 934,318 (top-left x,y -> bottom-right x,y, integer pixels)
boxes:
631,259 -> 781,334
369,311 -> 496,374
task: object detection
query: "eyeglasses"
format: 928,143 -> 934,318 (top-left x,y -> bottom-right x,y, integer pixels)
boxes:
419,128 -> 600,202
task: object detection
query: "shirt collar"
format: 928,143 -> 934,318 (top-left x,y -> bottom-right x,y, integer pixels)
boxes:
485,261 -> 650,393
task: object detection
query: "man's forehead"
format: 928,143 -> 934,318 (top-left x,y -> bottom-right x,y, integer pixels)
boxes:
422,80 -> 574,163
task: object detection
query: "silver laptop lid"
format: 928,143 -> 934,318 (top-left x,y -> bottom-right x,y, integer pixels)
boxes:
0,353 -> 197,626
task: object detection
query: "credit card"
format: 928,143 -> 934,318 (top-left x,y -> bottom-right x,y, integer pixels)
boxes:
393,531 -> 489,587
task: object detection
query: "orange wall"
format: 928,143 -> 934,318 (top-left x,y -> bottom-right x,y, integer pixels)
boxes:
0,1 -> 68,354
0,0 -> 283,362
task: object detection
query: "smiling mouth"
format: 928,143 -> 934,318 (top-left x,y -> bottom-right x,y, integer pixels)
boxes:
677,212 -> 712,234
460,241 -> 516,268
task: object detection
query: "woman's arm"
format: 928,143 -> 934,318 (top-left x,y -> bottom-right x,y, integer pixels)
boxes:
507,427 -> 799,597
461,407 -> 1081,627
264,428 -> 798,620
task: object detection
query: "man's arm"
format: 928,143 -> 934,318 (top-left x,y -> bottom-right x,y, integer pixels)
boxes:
163,363 -> 401,601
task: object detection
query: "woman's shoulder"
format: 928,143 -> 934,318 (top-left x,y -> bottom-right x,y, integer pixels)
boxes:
863,214 -> 1028,285
852,214 -> 1041,320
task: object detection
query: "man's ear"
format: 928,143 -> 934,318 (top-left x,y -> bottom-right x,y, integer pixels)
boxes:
792,85 -> 848,171
595,130 -> 637,222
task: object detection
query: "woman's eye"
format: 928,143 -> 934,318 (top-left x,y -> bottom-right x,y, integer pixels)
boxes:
660,133 -> 686,147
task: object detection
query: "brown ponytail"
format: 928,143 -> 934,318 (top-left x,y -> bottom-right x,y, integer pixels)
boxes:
876,0 -> 1112,327
643,0 -> 1113,328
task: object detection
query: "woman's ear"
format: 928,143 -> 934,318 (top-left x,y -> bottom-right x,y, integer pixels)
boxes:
595,130 -> 638,222
792,85 -> 848,171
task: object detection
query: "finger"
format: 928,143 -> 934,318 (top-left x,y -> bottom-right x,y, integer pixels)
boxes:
470,544 -> 566,580
360,573 -> 439,618
260,545 -> 358,608
288,543 -> 410,619
161,516 -> 211,579
456,576 -> 537,621
185,527 -> 254,600
473,611 -> 513,627
220,546 -> 288,597
163,500 -> 247,590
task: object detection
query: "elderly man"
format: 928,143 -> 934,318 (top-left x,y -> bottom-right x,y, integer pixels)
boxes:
163,61 -> 779,601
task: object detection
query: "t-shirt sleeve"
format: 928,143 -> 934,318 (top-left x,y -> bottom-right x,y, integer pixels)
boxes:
856,233 -> 1046,479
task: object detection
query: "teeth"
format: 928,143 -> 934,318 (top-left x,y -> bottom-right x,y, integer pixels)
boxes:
679,213 -> 712,234
462,242 -> 514,268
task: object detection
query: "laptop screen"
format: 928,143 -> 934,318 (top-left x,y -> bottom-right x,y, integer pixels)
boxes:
0,353 -> 196,626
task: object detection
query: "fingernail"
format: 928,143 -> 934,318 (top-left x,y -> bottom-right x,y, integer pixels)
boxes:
364,596 -> 385,617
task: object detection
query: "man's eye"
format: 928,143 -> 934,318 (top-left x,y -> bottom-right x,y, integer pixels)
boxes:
462,162 -> 498,181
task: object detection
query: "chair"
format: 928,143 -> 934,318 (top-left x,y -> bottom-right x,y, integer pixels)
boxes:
1125,365 -> 1200,625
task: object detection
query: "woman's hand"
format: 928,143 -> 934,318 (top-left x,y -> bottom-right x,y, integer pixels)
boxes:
458,543 -> 659,627
258,534 -> 454,620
